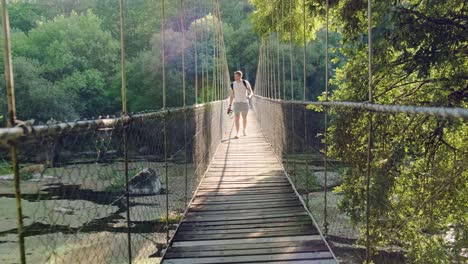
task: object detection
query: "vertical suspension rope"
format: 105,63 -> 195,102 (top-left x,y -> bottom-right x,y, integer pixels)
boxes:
276,6 -> 281,100
365,0 -> 374,262
323,0 -> 330,236
212,0 -> 217,101
302,0 -> 310,209
289,0 -> 294,101
302,0 -> 306,101
289,0 -> 296,183
161,0 -> 170,244
194,2 -> 199,104
281,0 -> 286,100
270,40 -> 274,99
119,1 -> 132,262
180,0 -> 189,208
1,1 -> 25,263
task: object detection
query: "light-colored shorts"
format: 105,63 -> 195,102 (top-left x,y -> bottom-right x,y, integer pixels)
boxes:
233,102 -> 249,115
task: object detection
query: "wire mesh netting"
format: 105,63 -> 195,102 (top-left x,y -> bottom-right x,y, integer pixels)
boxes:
253,96 -> 467,264
0,0 -> 232,263
0,102 -> 230,264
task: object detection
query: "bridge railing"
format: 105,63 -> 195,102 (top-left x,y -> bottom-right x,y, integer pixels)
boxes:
0,100 -> 230,264
253,95 -> 467,264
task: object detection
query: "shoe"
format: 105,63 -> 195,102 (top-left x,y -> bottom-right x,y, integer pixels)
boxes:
234,135 -> 239,139
243,131 -> 247,136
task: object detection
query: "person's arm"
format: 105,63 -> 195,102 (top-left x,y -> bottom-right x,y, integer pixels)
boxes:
229,89 -> 234,109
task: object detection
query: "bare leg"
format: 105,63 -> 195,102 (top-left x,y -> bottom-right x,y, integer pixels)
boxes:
235,113 -> 240,138
242,112 -> 248,135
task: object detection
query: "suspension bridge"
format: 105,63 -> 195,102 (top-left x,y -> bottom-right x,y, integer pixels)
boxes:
0,0 -> 466,264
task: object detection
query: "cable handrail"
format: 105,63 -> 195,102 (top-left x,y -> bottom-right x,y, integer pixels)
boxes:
255,95 -> 468,120
0,100 -> 227,146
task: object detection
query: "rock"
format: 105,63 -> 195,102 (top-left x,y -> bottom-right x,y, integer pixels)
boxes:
53,207 -> 74,215
20,164 -> 45,175
138,146 -> 151,155
28,174 -> 57,182
314,171 -> 342,188
129,168 -> 162,195
0,174 -> 14,180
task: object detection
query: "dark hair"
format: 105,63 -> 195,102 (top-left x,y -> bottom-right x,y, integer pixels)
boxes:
234,71 -> 243,77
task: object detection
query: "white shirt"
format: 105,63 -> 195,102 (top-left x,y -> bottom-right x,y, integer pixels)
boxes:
232,80 -> 252,103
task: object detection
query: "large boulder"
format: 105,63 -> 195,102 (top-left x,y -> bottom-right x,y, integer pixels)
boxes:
314,171 -> 342,188
129,168 -> 162,195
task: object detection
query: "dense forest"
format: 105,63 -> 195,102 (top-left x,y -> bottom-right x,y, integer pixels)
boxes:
0,0 -> 262,123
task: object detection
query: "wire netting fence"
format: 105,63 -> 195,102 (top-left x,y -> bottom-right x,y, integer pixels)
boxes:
0,101 -> 230,264
253,96 -> 467,264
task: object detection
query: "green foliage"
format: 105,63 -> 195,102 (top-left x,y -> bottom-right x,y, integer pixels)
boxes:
251,0 -> 467,262
0,57 -> 78,122
8,2 -> 42,32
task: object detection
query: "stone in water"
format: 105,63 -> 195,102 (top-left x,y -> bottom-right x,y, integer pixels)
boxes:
129,168 -> 162,194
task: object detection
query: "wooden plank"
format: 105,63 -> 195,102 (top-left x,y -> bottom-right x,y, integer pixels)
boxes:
180,215 -> 311,227
205,171 -> 285,176
197,185 -> 292,191
191,198 -> 299,206
163,252 -> 333,264
203,176 -> 287,181
164,244 -> 329,259
171,235 -> 324,247
195,190 -> 294,196
166,240 -> 326,252
192,194 -> 298,203
178,221 -> 314,232
162,112 -> 336,264
174,229 -> 320,241
200,182 -> 290,187
177,225 -> 317,236
190,201 -> 301,211
183,211 -> 308,222
186,206 -> 305,216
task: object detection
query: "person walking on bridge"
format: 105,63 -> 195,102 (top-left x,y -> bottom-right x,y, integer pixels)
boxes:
228,70 -> 253,139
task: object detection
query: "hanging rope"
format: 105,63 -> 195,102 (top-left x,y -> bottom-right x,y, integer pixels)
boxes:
118,1 -> 132,262
302,0 -> 307,101
289,0 -> 294,100
1,1 -> 25,263
289,0 -> 296,181
160,0 -> 171,244
365,0 -> 374,262
211,0 -> 217,101
276,6 -> 281,100
281,0 -> 286,100
323,0 -> 330,236
194,0 -> 199,104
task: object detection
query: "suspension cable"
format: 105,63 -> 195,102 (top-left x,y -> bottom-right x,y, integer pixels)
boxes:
181,0 -> 186,107
194,0 -> 199,104
303,0 -> 306,101
289,0 -> 294,100
323,0 -> 330,236
281,0 -> 286,100
1,1 -> 25,263
119,1 -> 132,262
276,5 -> 281,100
365,0 -> 374,262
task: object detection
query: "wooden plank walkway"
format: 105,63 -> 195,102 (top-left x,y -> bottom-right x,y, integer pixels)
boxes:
162,112 -> 337,264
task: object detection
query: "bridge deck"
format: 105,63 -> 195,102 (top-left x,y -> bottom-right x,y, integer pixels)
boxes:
162,113 -> 336,264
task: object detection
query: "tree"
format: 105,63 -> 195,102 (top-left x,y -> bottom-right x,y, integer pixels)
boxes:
0,57 -> 77,123
250,0 -> 467,262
